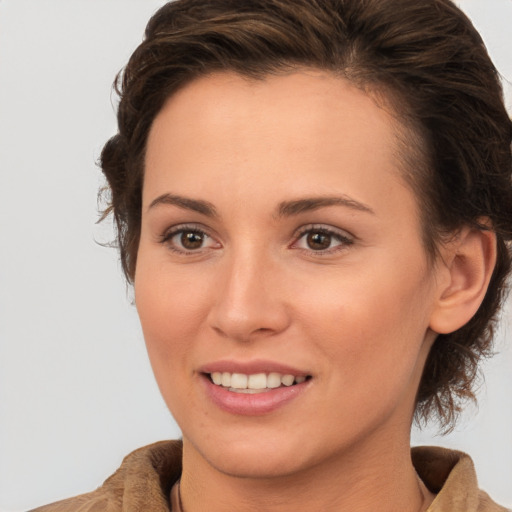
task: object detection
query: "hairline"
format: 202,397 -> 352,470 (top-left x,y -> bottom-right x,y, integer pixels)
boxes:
136,65 -> 441,273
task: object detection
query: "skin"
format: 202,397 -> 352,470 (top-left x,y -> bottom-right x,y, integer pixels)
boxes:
135,70 -> 461,511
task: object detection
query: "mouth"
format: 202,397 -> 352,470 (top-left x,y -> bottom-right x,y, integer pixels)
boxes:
206,371 -> 311,394
199,360 -> 313,414
199,363 -> 313,415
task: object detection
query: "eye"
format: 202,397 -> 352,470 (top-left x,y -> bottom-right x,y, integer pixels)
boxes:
177,230 -> 207,250
160,225 -> 220,254
293,225 -> 353,253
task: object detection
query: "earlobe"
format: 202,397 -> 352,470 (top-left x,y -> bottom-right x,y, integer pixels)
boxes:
429,224 -> 497,335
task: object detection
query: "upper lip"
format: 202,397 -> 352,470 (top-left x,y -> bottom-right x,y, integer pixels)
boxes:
199,359 -> 311,377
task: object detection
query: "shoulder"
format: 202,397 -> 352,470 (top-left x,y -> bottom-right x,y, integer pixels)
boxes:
412,446 -> 510,512
29,440 -> 183,512
28,491 -> 113,512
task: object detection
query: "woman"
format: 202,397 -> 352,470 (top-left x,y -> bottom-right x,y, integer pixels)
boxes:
30,0 -> 512,510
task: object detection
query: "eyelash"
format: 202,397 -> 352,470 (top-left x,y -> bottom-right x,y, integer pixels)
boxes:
159,224 -> 218,254
159,224 -> 354,255
292,224 -> 354,254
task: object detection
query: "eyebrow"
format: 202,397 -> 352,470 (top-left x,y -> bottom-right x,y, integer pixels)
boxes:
277,196 -> 375,217
147,193 -> 218,217
147,193 -> 374,218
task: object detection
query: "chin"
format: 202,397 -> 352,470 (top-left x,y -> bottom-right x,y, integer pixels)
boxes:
187,421 -> 359,483
185,429 -> 320,479
208,451 -> 311,480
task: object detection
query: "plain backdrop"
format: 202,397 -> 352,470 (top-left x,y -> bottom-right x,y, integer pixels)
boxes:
0,1 -> 511,510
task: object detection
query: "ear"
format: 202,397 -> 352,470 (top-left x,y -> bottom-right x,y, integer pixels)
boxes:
429,224 -> 497,335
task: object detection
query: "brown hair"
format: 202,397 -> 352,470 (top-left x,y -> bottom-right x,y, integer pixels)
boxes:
100,0 -> 512,429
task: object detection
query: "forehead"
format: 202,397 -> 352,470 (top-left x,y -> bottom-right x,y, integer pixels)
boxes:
149,70 -> 399,150
144,70 -> 420,222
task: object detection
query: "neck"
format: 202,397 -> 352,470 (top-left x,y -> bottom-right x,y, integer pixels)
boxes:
179,427 -> 434,512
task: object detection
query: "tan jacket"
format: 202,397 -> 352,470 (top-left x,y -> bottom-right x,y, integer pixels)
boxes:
30,441 -> 509,512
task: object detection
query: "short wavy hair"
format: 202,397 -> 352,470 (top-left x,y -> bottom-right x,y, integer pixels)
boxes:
100,0 -> 512,429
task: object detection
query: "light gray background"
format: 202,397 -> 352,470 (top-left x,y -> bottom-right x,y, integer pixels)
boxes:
0,1 -> 511,511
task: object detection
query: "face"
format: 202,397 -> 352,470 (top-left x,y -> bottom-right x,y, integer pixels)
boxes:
135,70 -> 441,479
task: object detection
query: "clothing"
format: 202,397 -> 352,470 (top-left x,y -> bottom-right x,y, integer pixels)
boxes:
29,441 -> 509,512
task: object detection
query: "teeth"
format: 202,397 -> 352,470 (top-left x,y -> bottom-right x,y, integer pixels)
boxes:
211,372 -> 222,385
230,373 -> 248,389
221,372 -> 231,387
267,372 -> 282,389
248,373 -> 267,389
229,387 -> 272,394
281,374 -> 295,386
209,371 -> 308,391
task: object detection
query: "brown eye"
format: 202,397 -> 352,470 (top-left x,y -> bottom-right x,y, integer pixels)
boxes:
161,226 -> 219,254
306,232 -> 332,250
293,225 -> 353,254
181,231 -> 205,250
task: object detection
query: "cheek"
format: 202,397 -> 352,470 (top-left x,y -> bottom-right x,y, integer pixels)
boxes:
297,258 -> 433,388
134,264 -> 209,421
134,258 -> 207,375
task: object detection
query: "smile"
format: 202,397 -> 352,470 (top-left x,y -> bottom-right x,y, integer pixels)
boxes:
209,372 -> 309,393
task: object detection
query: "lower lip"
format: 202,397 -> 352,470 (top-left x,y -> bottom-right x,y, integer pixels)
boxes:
201,375 -> 310,416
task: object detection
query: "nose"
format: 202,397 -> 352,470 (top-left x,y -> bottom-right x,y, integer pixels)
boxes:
207,250 -> 291,342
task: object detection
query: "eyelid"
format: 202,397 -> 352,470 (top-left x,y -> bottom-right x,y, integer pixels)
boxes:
291,224 -> 354,253
159,223 -> 221,253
